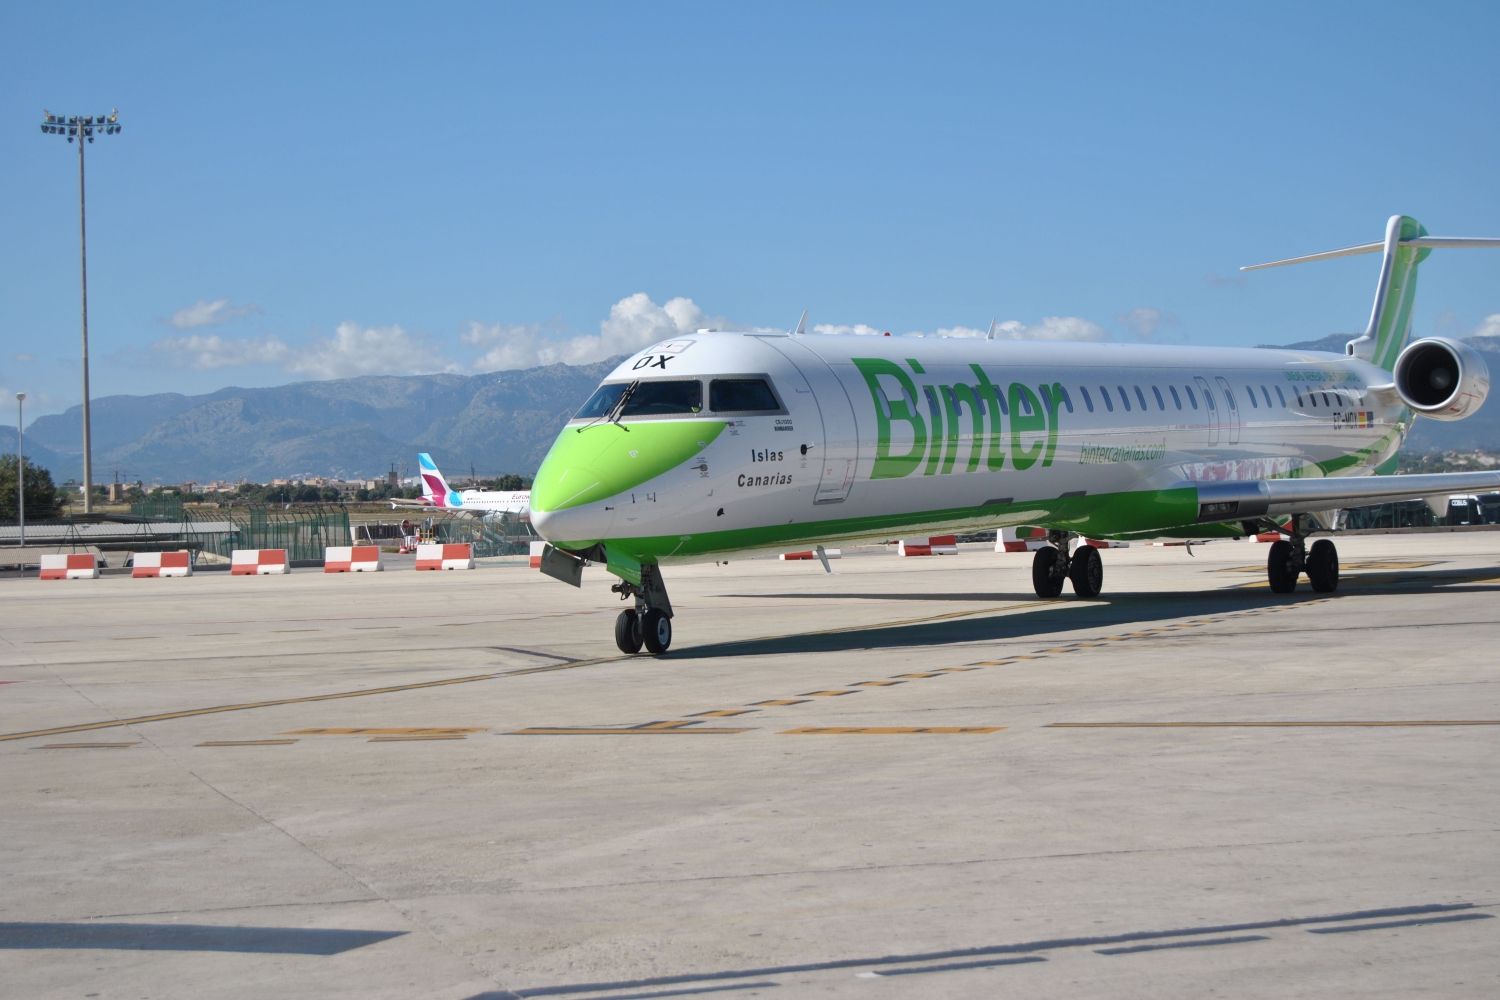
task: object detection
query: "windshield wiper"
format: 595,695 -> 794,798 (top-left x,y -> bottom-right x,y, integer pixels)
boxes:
575,380 -> 638,433
605,380 -> 639,429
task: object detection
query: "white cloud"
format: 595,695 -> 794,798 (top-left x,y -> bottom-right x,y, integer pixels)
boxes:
155,333 -> 291,369
169,298 -> 262,329
13,353 -> 35,363
288,322 -> 462,379
989,317 -> 1109,342
813,317 -> 1107,342
466,293 -> 713,371
1118,307 -> 1175,341
1471,313 -> 1500,339
812,323 -> 886,337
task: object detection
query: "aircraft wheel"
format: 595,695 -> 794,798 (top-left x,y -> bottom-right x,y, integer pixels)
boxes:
1307,539 -> 1339,593
1069,544 -> 1104,598
614,609 -> 643,654
1267,539 -> 1298,594
1032,547 -> 1066,598
642,608 -> 672,655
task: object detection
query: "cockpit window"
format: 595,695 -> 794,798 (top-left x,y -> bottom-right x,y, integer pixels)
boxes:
710,378 -> 781,413
573,379 -> 703,420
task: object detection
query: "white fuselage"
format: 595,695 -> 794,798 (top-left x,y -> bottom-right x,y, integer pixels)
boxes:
530,332 -> 1407,561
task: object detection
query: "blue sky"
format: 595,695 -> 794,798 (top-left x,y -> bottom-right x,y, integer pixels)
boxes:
3,1 -> 1498,419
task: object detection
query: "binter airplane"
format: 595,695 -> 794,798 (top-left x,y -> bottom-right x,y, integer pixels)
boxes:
530,214 -> 1500,655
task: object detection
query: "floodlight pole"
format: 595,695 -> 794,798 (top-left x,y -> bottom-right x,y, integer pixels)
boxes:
77,130 -> 93,514
40,108 -> 120,515
15,392 -> 23,546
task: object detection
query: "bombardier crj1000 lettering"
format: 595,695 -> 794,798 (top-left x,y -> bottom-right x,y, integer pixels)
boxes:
530,215 -> 1500,654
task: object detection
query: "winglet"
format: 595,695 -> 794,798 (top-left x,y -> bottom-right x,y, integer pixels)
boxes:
792,310 -> 808,336
986,318 -> 998,341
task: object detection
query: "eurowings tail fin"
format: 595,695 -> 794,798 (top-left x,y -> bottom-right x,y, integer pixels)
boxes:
417,453 -> 460,508
1242,214 -> 1500,371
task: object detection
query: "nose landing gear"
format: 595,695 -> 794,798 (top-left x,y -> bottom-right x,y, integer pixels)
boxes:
611,562 -> 674,654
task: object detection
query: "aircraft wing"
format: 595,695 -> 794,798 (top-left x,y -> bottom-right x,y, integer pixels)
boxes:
1193,470 -> 1500,523
388,498 -> 434,510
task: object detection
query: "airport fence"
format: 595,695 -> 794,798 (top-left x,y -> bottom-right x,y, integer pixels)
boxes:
121,502 -> 352,562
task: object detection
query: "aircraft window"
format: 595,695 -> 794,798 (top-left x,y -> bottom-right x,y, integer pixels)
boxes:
1117,386 -> 1132,412
1244,386 -> 1258,408
1152,385 -> 1165,409
1080,386 -> 1095,413
1169,385 -> 1182,410
1099,385 -> 1114,412
1322,391 -> 1333,408
1133,386 -> 1148,410
1261,385 -> 1273,408
1275,385 -> 1287,407
602,379 -> 704,417
710,378 -> 781,412
1042,383 -> 1074,414
1293,387 -> 1305,407
1185,385 -> 1198,409
1307,391 -> 1318,408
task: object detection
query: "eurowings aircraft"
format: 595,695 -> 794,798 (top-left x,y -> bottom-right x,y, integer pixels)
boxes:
530,215 -> 1500,654
389,453 -> 530,519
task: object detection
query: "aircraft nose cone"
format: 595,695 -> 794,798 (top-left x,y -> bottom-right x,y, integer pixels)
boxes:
530,503 -> 614,545
529,420 -> 727,546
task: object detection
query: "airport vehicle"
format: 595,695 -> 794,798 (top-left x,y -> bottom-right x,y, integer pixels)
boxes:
1445,494 -> 1483,526
390,453 -> 530,519
530,215 -> 1500,653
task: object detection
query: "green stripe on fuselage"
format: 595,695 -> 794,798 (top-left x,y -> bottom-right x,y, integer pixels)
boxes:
547,486 -> 1201,562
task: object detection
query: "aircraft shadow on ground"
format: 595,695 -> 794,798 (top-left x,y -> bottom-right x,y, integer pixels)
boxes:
688,569 -> 1500,660
677,589 -> 1286,660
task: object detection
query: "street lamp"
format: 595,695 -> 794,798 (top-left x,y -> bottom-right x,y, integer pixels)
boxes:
15,392 -> 24,546
39,107 -> 122,515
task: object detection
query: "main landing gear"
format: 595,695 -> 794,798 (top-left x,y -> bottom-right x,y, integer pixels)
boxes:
1264,519 -> 1339,594
611,562 -> 675,655
1031,532 -> 1104,599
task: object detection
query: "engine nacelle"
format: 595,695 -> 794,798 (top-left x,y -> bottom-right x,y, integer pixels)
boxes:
1392,337 -> 1490,421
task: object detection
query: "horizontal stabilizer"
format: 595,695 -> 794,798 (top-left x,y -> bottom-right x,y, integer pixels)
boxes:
1242,235 -> 1500,271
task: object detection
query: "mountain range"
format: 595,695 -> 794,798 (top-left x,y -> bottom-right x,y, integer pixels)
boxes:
6,336 -> 1499,484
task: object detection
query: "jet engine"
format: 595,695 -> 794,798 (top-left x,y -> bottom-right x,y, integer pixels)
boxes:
1392,337 -> 1490,421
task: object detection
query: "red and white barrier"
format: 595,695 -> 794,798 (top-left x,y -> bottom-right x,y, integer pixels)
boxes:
1250,531 -> 1281,543
324,545 -> 383,573
998,527 -> 1049,553
529,540 -> 546,569
232,548 -> 290,575
39,553 -> 99,580
132,551 -> 193,578
898,535 -> 958,557
416,543 -> 475,571
1082,537 -> 1130,549
780,548 -> 843,561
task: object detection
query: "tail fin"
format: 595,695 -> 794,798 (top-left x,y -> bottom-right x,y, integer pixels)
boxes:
417,453 -> 460,507
1242,214 -> 1500,371
1352,215 -> 1429,371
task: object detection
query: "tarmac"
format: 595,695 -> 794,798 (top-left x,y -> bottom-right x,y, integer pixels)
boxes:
1,533 -> 1497,999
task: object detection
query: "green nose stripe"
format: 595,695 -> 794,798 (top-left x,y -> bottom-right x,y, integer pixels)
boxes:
531,421 -> 727,512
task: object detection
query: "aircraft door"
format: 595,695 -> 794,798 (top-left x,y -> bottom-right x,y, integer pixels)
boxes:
1214,376 -> 1241,445
765,339 -> 859,504
1194,376 -> 1219,447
